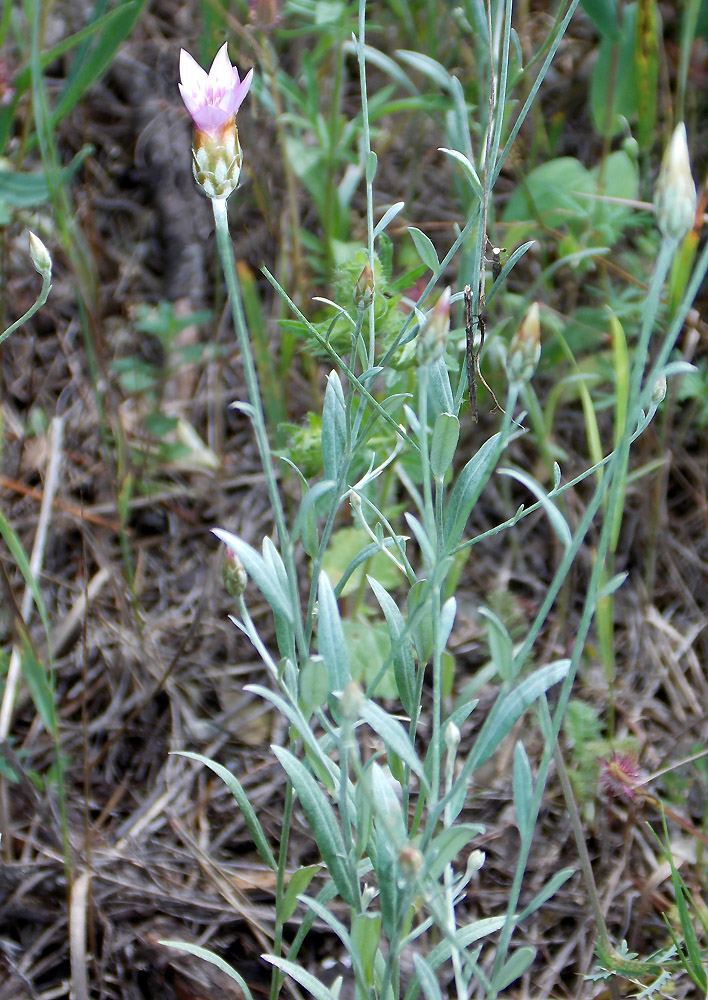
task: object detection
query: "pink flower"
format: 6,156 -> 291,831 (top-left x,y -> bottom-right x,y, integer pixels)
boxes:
178,43 -> 253,135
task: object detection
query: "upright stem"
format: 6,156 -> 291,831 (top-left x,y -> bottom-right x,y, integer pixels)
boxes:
211,197 -> 307,661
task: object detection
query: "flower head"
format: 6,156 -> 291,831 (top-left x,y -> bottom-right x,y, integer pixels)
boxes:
507,302 -> 541,386
178,43 -> 253,136
178,43 -> 253,200
598,751 -> 640,801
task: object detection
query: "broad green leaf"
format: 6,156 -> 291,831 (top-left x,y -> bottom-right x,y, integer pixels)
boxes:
580,0 -> 620,39
55,2 -> 149,126
590,3 -> 639,137
272,747 -> 358,906
300,657 -> 330,715
173,751 -> 276,870
317,571 -> 351,691
160,941 -> 255,1000
408,227 -> 439,272
503,158 -> 593,229
0,149 -> 91,210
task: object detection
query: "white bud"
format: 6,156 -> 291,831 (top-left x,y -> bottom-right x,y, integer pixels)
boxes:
28,231 -> 52,278
654,123 -> 697,243
651,374 -> 667,405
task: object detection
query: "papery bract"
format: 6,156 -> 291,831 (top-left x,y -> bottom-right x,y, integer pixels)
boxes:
178,43 -> 253,135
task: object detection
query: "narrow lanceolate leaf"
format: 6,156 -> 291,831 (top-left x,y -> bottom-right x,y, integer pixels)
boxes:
444,433 -> 503,551
160,942 -> 255,1000
512,741 -> 533,836
497,468 -> 572,549
368,576 -> 416,716
430,412 -> 460,480
360,698 -> 428,790
272,747 -> 358,906
321,371 -> 347,482
408,226 -> 439,272
317,571 -> 351,691
262,955 -> 339,1000
173,752 -> 276,870
413,954 -> 444,1000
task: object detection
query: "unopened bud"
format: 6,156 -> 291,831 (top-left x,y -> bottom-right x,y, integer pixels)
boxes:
651,374 -> 667,405
444,720 -> 461,752
398,845 -> 424,881
507,302 -> 541,385
418,286 -> 450,366
222,547 -> 247,598
654,123 -> 697,242
339,680 -> 364,720
249,0 -> 281,29
354,262 -> 375,311
28,231 -> 52,279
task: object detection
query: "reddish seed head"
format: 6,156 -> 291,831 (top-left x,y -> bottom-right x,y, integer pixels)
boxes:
598,751 -> 640,800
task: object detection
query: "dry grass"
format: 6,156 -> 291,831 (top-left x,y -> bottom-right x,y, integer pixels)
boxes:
2,3 -> 708,998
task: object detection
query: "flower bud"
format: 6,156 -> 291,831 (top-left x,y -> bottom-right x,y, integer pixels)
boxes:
444,720 -> 461,752
28,231 -> 52,279
249,0 -> 281,30
654,123 -> 697,242
178,44 -> 253,201
339,680 -> 364,720
507,302 -> 541,385
417,287 -> 450,366
353,262 -> 375,311
651,374 -> 667,405
222,547 -> 247,598
398,845 -> 424,881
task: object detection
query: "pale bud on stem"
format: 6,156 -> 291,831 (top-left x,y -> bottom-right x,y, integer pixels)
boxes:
222,547 -> 247,598
28,231 -> 52,279
417,286 -> 450,366
353,262 -> 375,311
651,374 -> 667,405
654,123 -> 697,243
507,302 -> 541,386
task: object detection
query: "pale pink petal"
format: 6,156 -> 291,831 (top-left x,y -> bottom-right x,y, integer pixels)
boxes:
208,43 -> 234,92
179,48 -> 207,94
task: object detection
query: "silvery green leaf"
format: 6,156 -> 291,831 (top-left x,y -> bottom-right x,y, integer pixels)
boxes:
160,942 -> 255,1000
322,372 -> 347,482
444,433 -> 504,550
374,201 -> 406,238
172,751 -> 276,870
272,747 -> 358,906
360,698 -> 428,790
408,226 -> 439,272
367,576 -> 416,716
317,571 -> 351,690
430,412 -> 460,479
479,607 -> 514,682
512,741 -> 533,835
498,468 -> 571,549
413,955 -> 444,1000
262,955 -> 339,1000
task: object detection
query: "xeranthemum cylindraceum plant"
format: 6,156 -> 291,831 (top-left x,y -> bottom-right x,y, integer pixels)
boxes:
161,6 -> 708,999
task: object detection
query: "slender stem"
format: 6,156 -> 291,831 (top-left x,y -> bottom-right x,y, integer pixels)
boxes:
211,197 -> 307,661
